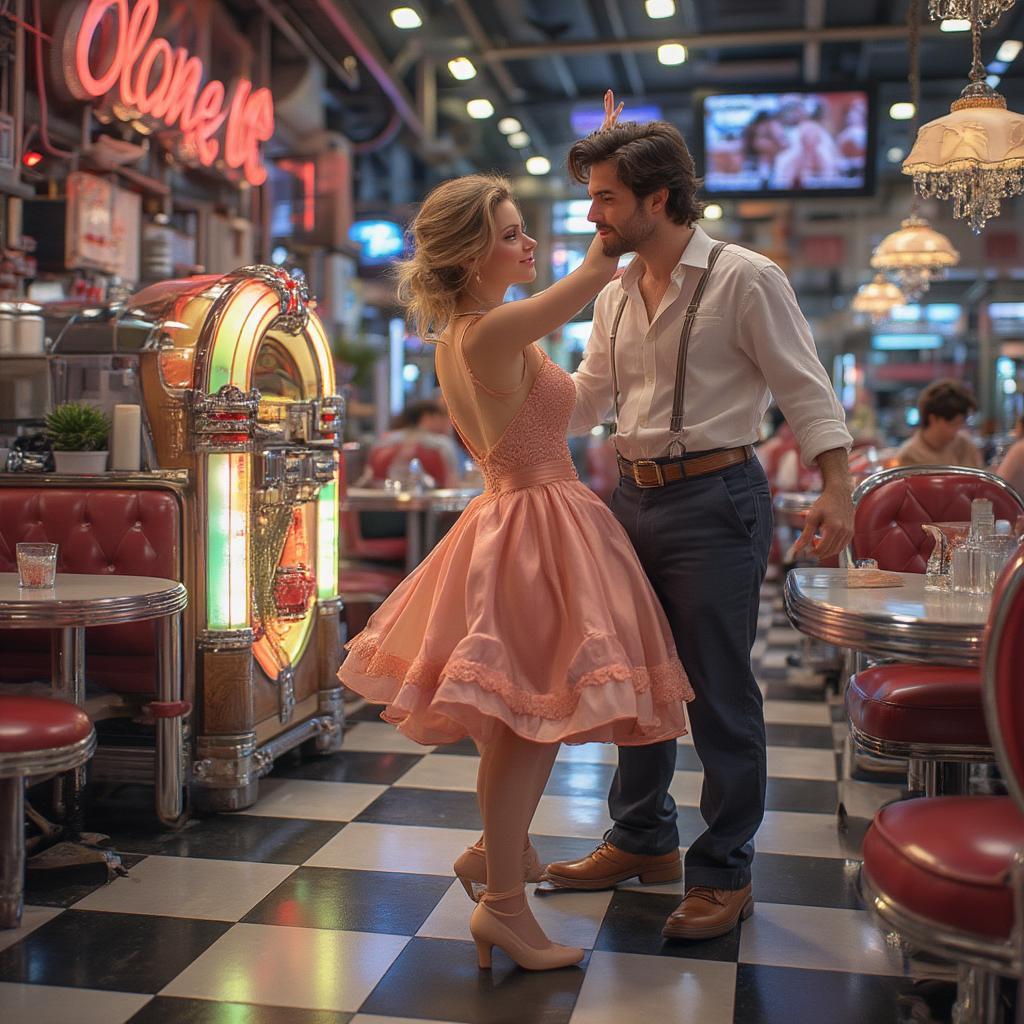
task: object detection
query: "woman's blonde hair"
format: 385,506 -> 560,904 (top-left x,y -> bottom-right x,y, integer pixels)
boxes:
395,174 -> 516,340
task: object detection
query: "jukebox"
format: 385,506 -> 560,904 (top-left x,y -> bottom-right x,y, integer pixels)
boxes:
38,265 -> 345,812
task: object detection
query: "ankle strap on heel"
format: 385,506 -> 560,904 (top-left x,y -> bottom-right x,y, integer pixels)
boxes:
480,885 -> 527,912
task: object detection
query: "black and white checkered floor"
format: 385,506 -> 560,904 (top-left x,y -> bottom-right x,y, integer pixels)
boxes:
0,581 -> 955,1024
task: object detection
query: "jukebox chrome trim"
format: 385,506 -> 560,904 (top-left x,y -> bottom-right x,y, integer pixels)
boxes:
196,628 -> 254,651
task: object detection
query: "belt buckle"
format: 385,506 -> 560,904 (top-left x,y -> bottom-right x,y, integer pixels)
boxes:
632,459 -> 664,488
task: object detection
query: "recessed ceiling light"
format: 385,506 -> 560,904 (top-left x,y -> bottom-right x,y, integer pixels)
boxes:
887,146 -> 905,163
497,117 -> 522,135
466,98 -> 494,119
390,7 -> 422,29
448,57 -> 477,81
940,18 -> 971,31
703,203 -> 723,221
526,156 -> 551,175
997,39 -> 1023,62
889,102 -> 915,120
645,0 -> 675,17
507,131 -> 531,148
658,43 -> 688,65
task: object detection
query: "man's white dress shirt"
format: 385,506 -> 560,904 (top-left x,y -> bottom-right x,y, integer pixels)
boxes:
569,225 -> 852,465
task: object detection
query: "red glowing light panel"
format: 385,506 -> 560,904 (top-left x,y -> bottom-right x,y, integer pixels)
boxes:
63,0 -> 275,187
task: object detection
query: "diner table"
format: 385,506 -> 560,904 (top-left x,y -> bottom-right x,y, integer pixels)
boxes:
0,573 -> 188,845
784,567 -> 989,667
342,486 -> 482,572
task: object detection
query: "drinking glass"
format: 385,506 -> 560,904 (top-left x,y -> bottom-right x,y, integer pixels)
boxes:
922,522 -> 970,592
16,542 -> 58,588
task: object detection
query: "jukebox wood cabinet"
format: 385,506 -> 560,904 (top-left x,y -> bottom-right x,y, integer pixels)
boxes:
44,266 -> 346,812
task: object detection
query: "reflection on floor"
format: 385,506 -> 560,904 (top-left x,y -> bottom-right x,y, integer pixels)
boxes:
0,581 -> 957,1024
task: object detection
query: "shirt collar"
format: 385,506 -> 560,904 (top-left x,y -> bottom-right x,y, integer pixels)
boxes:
620,224 -> 717,288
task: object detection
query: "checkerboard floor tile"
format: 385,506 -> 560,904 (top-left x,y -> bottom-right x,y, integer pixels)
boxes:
0,578 -> 956,1024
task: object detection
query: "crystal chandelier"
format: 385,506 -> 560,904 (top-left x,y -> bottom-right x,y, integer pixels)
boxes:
872,0 -> 960,301
904,0 -> 1024,233
851,274 -> 906,321
928,0 -> 1015,27
871,216 -> 960,300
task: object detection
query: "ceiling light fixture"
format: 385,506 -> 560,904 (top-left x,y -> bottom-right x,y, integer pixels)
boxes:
657,43 -> 688,65
497,117 -> 522,135
889,102 -> 916,120
905,0 -> 1024,232
466,98 -> 494,119
874,0 -> 960,298
389,7 -> 422,29
447,57 -> 477,81
930,0 -> 1016,27
526,156 -> 551,175
507,131 -> 531,148
996,38 -> 1023,60
645,0 -> 676,17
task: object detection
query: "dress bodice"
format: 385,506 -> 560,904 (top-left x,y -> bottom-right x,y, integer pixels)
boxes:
470,355 -> 578,492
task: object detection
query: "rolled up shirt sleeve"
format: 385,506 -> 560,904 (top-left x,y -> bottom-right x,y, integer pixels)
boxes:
736,263 -> 852,466
569,289 -> 616,436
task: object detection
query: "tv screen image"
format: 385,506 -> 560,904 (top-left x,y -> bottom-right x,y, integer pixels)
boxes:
701,90 -> 872,197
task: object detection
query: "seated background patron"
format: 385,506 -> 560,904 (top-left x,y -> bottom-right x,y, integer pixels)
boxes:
895,379 -> 983,469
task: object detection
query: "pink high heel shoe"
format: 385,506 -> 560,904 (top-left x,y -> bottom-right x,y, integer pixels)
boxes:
470,885 -> 584,971
453,838 -> 544,901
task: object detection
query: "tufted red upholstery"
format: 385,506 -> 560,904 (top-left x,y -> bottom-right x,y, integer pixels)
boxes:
852,471 -> 1024,573
0,488 -> 181,692
984,544 -> 1024,799
0,694 -> 93,755
863,796 -> 1023,941
847,665 -> 988,747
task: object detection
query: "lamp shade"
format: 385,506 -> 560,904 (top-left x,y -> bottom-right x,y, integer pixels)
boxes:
870,216 -> 960,270
903,86 -> 1024,231
851,274 -> 906,316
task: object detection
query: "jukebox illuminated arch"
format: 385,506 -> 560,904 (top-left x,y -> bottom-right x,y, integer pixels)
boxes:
197,267 -> 340,690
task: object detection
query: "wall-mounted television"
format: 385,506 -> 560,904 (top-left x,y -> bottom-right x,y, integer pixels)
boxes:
698,88 -> 875,199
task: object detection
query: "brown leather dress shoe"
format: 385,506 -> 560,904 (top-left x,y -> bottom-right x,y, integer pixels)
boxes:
542,841 -> 681,891
661,884 -> 753,940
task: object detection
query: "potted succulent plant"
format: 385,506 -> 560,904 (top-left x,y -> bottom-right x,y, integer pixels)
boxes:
45,402 -> 111,474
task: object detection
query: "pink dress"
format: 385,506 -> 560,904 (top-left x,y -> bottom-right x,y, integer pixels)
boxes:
339,327 -> 694,747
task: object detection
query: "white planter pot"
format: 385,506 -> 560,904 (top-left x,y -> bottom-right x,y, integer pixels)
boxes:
53,450 -> 109,474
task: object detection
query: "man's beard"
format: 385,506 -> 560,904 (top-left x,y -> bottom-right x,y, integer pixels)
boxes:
599,209 -> 655,257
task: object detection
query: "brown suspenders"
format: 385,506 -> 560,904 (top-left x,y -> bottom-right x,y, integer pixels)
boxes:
608,241 -> 729,455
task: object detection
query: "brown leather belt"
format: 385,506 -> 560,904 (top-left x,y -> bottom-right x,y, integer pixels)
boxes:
617,445 -> 754,488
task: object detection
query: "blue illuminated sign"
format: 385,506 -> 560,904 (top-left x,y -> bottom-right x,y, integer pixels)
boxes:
349,220 -> 405,264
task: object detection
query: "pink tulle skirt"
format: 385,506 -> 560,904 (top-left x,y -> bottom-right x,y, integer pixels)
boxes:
339,479 -> 693,747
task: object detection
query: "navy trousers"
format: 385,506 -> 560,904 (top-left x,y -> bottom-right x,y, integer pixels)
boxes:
606,455 -> 773,890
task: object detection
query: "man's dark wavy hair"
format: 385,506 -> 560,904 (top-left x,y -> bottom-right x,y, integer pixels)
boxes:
567,120 -> 705,226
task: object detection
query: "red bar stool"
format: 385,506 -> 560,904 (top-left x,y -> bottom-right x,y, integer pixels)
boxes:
0,695 -> 95,928
860,544 -> 1024,1024
844,465 -> 1024,795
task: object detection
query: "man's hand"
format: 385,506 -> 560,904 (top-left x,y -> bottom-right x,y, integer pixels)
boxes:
601,89 -> 624,131
793,447 -> 854,561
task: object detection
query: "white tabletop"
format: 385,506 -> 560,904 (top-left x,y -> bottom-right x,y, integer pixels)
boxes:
0,573 -> 188,628
784,567 -> 989,666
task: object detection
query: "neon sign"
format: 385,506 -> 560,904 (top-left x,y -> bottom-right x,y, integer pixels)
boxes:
62,0 -> 274,187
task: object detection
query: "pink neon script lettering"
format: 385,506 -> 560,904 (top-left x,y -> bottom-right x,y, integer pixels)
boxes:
68,0 -> 274,186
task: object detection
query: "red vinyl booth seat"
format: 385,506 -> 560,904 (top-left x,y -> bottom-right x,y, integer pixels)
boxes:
847,664 -> 988,747
368,443 -> 449,488
852,472 -> 1023,573
0,488 -> 181,693
863,795 -> 1024,941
